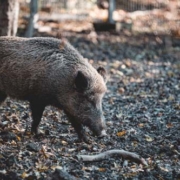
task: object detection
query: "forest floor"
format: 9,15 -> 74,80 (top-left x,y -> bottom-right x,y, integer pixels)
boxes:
0,4 -> 180,180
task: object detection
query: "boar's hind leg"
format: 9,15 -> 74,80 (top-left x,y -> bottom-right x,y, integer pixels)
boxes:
66,113 -> 89,143
0,92 -> 7,105
30,101 -> 45,135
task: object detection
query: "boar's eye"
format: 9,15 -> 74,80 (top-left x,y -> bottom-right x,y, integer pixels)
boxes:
75,71 -> 89,93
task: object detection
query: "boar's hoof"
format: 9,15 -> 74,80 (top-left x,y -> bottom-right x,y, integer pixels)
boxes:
31,127 -> 38,135
31,127 -> 44,138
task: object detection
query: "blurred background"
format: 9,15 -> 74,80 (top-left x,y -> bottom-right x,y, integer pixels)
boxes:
0,0 -> 179,39
17,0 -> 179,38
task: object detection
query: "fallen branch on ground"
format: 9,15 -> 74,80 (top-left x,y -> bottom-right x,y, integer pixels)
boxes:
76,149 -> 148,166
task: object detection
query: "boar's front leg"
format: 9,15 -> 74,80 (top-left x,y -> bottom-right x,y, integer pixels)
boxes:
66,113 -> 89,143
30,100 -> 45,135
0,92 -> 7,105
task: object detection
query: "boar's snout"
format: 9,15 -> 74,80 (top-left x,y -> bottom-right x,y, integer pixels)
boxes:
88,117 -> 107,137
99,129 -> 107,137
95,129 -> 107,138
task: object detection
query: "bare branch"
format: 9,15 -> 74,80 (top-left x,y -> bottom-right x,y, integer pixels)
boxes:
76,149 -> 148,166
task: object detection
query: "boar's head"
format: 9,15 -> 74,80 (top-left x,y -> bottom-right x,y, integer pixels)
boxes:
63,65 -> 107,137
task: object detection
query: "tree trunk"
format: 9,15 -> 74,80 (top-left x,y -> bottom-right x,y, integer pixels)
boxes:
108,0 -> 115,23
0,0 -> 19,36
25,0 -> 38,37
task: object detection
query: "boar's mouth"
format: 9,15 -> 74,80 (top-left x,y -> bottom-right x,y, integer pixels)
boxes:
82,118 -> 107,137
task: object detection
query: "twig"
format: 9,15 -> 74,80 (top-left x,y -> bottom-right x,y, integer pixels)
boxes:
76,149 -> 148,166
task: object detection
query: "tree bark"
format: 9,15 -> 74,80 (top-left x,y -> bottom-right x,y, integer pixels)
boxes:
0,0 -> 19,36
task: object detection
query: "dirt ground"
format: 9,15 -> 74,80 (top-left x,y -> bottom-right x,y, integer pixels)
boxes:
0,3 -> 180,180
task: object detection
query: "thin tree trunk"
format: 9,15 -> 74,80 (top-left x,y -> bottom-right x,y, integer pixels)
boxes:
25,0 -> 38,37
0,0 -> 19,36
108,0 -> 115,23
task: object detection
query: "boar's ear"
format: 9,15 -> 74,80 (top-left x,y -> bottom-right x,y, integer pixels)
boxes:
97,67 -> 107,83
75,71 -> 89,92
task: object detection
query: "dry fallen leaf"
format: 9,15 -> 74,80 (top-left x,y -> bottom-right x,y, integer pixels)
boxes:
61,140 -> 68,145
174,103 -> 180,110
16,135 -> 21,141
145,135 -> 154,142
118,87 -> 125,94
130,164 -> 137,168
168,95 -> 175,101
138,123 -> 144,127
166,123 -> 173,128
167,71 -> 174,77
117,130 -> 126,137
51,165 -> 62,171
38,166 -> 49,172
132,141 -> 138,147
160,166 -> 169,172
21,172 -> 28,179
123,172 -> 138,178
41,145 -> 49,158
99,168 -> 106,172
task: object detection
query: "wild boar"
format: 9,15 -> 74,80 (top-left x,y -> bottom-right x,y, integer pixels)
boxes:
0,36 -> 107,142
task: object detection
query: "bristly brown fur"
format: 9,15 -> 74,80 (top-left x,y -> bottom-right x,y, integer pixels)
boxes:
0,36 -> 107,142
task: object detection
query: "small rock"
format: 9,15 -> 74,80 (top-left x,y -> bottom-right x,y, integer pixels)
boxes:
0,131 -> 17,142
26,142 -> 39,152
47,169 -> 77,180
